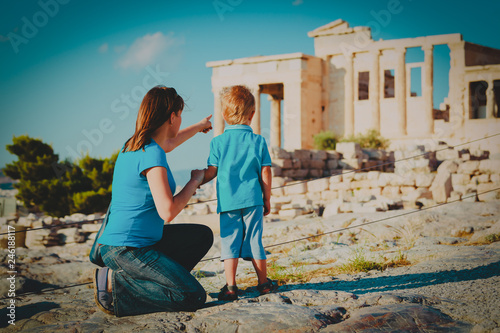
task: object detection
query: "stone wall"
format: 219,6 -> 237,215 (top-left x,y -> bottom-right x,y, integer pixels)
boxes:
270,142 -> 394,181
0,213 -> 103,249
270,145 -> 500,219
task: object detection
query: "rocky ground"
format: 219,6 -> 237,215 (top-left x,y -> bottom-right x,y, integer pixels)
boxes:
1,201 -> 500,332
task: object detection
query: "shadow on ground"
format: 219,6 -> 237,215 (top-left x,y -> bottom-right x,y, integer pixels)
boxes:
206,260 -> 500,306
282,260 -> 500,295
0,302 -> 60,328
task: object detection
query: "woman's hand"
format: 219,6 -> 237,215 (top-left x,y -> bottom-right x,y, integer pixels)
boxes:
198,115 -> 213,133
164,115 -> 213,152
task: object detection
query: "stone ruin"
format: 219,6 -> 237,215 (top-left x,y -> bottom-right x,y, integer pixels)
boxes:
206,18 -> 500,155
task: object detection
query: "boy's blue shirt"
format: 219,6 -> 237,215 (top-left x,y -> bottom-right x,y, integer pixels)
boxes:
207,124 -> 272,213
98,139 -> 176,248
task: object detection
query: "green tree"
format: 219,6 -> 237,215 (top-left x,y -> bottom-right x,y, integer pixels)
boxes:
4,135 -> 117,216
72,152 -> 118,214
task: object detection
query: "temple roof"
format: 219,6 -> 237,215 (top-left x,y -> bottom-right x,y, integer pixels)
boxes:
307,19 -> 369,37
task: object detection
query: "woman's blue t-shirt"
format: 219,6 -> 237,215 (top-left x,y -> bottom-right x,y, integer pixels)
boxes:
98,139 -> 176,248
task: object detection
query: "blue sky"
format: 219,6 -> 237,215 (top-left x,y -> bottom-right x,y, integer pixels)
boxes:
1,0 -> 499,182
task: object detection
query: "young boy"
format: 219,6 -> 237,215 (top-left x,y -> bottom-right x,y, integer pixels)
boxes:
202,85 -> 278,301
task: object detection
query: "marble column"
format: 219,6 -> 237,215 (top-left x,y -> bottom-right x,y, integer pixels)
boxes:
448,42 -> 466,127
422,44 -> 434,134
345,53 -> 355,136
250,85 -> 261,134
486,80 -> 495,118
269,95 -> 282,147
395,47 -> 407,136
370,50 -> 381,132
213,88 -> 224,136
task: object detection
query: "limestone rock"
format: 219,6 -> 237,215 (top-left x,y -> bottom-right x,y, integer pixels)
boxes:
294,149 -> 312,160
271,147 -> 292,159
311,150 -> 328,160
279,208 -> 303,219
68,213 -> 87,222
307,178 -> 330,193
362,148 -> 387,161
452,173 -> 470,187
25,229 -> 50,249
336,142 -> 361,159
284,182 -> 307,195
326,159 -> 338,170
339,158 -> 362,170
437,160 -> 459,174
323,304 -> 471,332
457,161 -> 479,175
471,174 -> 490,184
381,186 -> 401,199
272,158 -> 293,169
415,173 -> 435,187
322,199 -> 342,217
430,171 -> 453,203
477,182 -> 500,201
321,190 -> 339,201
186,303 -> 333,333
326,150 -> 341,160
436,147 -> 459,161
271,166 -> 282,177
479,159 -> 500,174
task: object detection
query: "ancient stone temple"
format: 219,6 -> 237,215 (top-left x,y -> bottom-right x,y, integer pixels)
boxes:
206,19 -> 500,152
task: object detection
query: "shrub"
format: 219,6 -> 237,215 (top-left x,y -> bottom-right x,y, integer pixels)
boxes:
73,188 -> 111,214
341,129 -> 389,149
485,233 -> 500,243
313,131 -> 338,150
4,135 -> 117,216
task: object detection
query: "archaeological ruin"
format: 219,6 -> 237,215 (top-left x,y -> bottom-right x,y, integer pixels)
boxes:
206,19 -> 500,153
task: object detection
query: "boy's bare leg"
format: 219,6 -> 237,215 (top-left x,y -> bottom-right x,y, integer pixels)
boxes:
224,258 -> 239,286
252,259 -> 268,285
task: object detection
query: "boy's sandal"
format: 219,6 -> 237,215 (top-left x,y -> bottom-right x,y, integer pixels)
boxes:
257,278 -> 278,295
218,284 -> 238,301
93,267 -> 115,315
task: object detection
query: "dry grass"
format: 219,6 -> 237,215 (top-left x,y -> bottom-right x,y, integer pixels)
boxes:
384,223 -> 418,250
467,233 -> 500,246
234,251 -> 411,288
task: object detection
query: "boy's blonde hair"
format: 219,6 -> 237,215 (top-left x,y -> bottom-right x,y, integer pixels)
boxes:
220,85 -> 255,125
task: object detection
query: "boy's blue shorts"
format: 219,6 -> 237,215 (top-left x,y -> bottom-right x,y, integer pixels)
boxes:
220,205 -> 266,261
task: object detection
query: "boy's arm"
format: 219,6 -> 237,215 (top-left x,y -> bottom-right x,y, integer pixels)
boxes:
261,166 -> 272,216
201,165 -> 217,186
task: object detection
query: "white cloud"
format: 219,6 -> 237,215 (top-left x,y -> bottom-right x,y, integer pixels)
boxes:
117,32 -> 178,70
292,0 -> 303,5
98,43 -> 108,53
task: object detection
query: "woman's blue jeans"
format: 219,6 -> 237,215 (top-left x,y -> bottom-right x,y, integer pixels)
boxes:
100,223 -> 213,317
